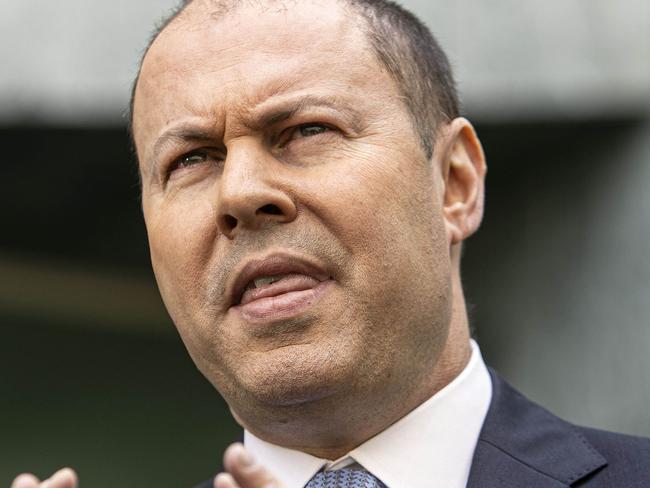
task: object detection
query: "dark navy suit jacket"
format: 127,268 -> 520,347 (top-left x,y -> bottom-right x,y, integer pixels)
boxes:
196,369 -> 650,487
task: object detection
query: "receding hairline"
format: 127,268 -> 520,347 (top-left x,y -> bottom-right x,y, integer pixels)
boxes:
130,1 -> 351,141
129,0 -> 459,161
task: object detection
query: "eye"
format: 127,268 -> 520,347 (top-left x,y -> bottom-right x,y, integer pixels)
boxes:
177,152 -> 208,168
168,149 -> 223,178
295,123 -> 330,138
279,123 -> 333,146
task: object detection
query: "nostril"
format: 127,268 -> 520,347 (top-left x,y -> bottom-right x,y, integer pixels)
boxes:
224,214 -> 238,229
257,204 -> 283,216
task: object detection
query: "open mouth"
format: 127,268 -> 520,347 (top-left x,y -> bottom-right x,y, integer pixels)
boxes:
239,273 -> 326,305
229,254 -> 333,321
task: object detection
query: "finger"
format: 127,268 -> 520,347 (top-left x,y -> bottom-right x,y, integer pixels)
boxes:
223,443 -> 280,488
214,472 -> 240,488
40,468 -> 78,488
11,474 -> 40,488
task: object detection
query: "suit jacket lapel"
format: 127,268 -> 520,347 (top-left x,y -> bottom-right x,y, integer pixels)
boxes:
467,369 -> 607,487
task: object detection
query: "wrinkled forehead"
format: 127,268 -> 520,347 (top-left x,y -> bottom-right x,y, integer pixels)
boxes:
131,0 -> 392,163
164,0 -> 363,75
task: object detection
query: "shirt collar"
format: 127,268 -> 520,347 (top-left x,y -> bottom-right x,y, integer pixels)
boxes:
245,340 -> 492,488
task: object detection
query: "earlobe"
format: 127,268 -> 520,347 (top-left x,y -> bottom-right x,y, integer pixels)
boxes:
438,117 -> 487,245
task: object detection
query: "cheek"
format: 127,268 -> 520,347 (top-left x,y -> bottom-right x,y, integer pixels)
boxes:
145,196 -> 233,381
307,160 -> 398,244
145,195 -> 218,316
302,148 -> 448,310
305,148 -> 444,260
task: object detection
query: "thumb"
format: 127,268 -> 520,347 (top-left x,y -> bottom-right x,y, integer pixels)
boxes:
41,468 -> 78,488
11,474 -> 40,488
221,443 -> 283,488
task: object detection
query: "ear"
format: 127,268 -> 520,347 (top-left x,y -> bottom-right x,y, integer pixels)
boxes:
436,117 -> 487,246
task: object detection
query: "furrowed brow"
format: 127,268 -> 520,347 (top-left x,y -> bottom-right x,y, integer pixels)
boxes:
255,95 -> 363,131
148,125 -> 216,173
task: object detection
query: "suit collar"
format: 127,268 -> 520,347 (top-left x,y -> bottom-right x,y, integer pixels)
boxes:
467,369 -> 607,487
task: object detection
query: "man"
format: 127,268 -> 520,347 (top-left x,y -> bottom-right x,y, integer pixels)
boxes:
11,1 -> 649,487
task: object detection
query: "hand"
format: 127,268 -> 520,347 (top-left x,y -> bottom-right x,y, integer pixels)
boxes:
11,469 -> 77,488
215,443 -> 284,488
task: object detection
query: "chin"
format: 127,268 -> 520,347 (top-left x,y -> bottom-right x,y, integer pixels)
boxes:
230,342 -> 357,409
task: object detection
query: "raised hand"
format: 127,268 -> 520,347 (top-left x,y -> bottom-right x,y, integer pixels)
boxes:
214,443 -> 284,488
9,445 -> 280,488
11,468 -> 77,488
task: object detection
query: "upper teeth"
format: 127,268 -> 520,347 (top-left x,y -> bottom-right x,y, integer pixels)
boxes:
251,274 -> 288,289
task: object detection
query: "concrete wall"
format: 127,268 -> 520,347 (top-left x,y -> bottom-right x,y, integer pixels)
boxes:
408,0 -> 650,119
1,0 -> 648,122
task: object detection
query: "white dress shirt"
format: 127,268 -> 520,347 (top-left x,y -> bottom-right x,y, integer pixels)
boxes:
245,340 -> 492,488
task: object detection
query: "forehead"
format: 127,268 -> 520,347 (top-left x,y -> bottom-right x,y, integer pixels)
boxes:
132,0 -> 400,158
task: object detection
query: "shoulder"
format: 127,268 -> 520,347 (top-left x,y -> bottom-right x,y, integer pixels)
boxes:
573,426 -> 650,486
469,368 -> 650,487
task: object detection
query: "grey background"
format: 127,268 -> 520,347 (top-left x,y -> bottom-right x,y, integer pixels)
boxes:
1,0 -> 648,486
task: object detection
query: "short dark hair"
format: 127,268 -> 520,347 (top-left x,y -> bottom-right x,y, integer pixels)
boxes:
128,0 -> 460,160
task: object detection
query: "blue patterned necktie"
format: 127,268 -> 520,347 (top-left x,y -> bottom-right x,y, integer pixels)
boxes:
305,469 -> 387,488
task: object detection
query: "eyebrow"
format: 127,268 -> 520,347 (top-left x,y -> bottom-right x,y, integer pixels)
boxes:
148,125 -> 216,174
254,94 -> 363,130
147,95 -> 363,173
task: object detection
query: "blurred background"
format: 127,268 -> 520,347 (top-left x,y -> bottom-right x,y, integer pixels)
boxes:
1,0 -> 648,486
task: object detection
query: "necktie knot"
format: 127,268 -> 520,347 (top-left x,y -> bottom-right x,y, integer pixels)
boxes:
305,468 -> 386,488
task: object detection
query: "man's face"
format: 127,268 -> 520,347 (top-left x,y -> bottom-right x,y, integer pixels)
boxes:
133,1 -> 453,432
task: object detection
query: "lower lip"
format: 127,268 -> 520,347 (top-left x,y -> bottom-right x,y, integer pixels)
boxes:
233,280 -> 332,322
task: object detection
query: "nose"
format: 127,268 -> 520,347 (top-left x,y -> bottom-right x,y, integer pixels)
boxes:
215,142 -> 297,238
